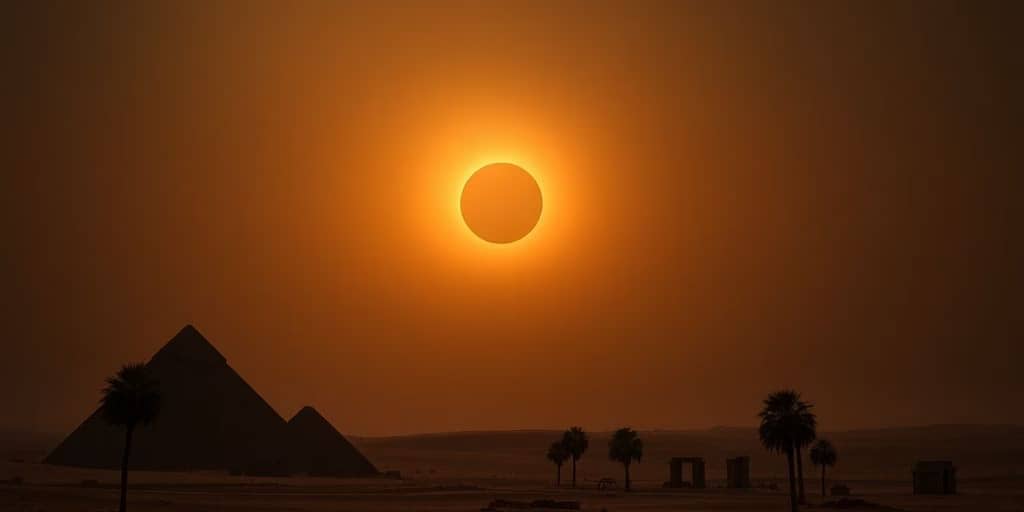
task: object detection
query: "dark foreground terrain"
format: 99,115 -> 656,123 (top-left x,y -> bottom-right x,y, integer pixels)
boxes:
3,425 -> 1023,511
3,475 -> 1023,512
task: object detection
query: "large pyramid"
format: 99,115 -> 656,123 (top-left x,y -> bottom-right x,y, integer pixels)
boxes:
287,406 -> 378,476
46,325 -> 294,475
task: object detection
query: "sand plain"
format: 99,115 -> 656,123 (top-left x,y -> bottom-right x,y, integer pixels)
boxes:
3,426 -> 1023,511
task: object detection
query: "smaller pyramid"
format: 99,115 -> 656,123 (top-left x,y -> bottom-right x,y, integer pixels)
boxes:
287,406 -> 378,477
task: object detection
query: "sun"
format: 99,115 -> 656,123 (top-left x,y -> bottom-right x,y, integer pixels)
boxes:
460,163 -> 543,244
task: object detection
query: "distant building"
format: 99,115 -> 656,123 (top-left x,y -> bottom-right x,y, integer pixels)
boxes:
666,457 -> 705,488
913,460 -> 956,494
668,458 -> 683,487
726,456 -> 751,488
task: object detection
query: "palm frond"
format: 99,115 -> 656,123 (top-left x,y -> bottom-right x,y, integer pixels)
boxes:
99,363 -> 162,428
608,427 -> 643,464
810,439 -> 838,467
758,389 -> 817,453
561,426 -> 589,461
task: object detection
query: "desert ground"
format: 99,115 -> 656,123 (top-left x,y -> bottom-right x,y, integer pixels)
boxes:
3,426 -> 1023,511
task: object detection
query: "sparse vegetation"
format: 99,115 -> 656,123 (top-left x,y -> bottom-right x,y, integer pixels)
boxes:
607,428 -> 643,491
758,390 -> 817,512
100,363 -> 161,512
793,399 -> 817,504
561,427 -> 589,488
547,441 -> 570,486
810,439 -> 839,498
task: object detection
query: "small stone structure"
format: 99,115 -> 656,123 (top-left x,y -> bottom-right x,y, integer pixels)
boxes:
913,460 -> 956,494
726,456 -> 751,488
666,457 -> 706,488
669,458 -> 683,486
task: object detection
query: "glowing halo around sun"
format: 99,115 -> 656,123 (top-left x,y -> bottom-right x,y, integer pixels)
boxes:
434,151 -> 558,259
410,114 -> 574,264
460,163 -> 543,244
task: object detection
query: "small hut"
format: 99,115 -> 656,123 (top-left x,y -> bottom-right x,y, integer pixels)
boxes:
666,457 -> 705,488
913,460 -> 956,494
726,456 -> 751,488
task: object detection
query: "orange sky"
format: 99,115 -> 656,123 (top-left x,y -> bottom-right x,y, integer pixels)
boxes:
5,1 -> 1022,436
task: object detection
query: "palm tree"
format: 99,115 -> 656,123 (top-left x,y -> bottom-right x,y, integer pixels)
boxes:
792,397 -> 817,504
758,390 -> 815,512
607,427 -> 643,491
809,439 -> 838,498
100,363 -> 161,512
547,441 -> 570,486
561,426 -> 589,488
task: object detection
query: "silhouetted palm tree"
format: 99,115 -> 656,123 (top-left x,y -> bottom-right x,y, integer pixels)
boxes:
809,439 -> 838,498
547,441 -> 570,486
758,390 -> 815,512
100,363 -> 161,512
792,397 -> 817,504
561,426 -> 589,488
607,427 -> 643,491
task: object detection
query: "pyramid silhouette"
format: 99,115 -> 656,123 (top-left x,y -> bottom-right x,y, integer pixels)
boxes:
45,325 -> 322,475
288,406 -> 378,476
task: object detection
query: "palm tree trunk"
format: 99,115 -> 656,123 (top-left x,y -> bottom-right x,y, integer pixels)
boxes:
795,444 -> 806,504
624,463 -> 631,491
786,446 -> 798,512
821,466 -> 826,498
556,463 -> 561,486
120,425 -> 134,512
571,457 -> 577,488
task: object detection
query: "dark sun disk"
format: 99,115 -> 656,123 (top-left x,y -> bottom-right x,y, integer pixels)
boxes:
460,163 -> 543,244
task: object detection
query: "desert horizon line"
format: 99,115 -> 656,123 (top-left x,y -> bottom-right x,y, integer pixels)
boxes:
309,422 -> 1024,439
22,323 -> 1015,440
7,422 -> 1022,441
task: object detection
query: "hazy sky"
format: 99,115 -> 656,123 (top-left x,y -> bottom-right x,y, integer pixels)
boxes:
5,1 -> 1022,436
